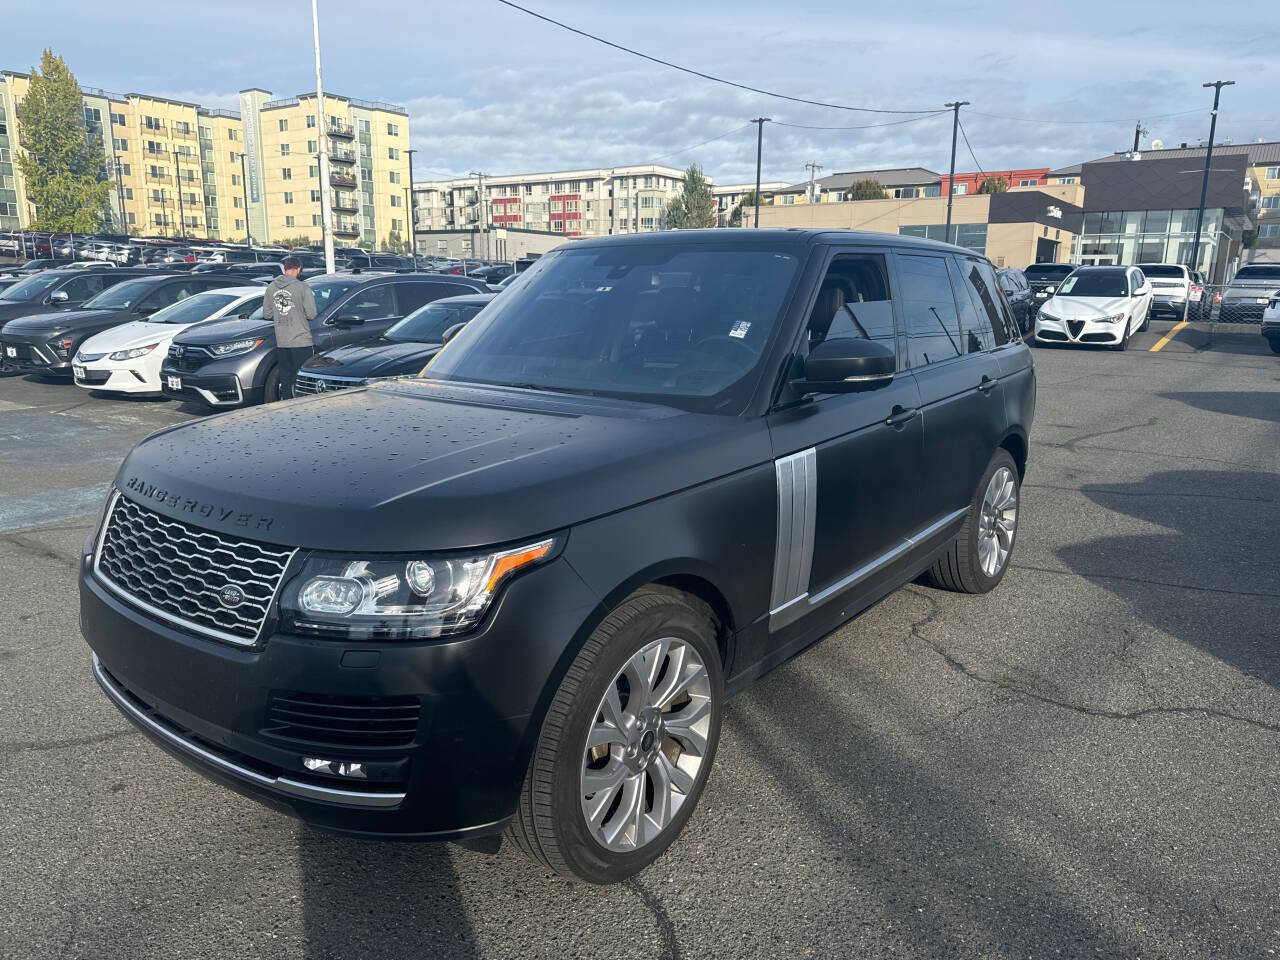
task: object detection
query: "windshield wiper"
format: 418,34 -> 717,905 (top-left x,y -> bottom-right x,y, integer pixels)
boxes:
505,382 -> 599,397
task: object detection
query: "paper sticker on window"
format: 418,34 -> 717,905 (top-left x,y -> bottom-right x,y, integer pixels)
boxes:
729,320 -> 751,339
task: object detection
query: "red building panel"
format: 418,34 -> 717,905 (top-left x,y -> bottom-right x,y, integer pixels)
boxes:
940,168 -> 1050,194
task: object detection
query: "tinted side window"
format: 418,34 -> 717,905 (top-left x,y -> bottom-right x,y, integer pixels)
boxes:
947,258 -> 995,353
899,254 -> 962,368
965,260 -> 1016,347
805,254 -> 896,354
60,274 -> 107,301
341,283 -> 397,321
395,281 -> 455,316
139,282 -> 195,311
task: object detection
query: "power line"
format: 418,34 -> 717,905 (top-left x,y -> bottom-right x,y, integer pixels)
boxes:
957,116 -> 985,178
771,112 -> 949,131
492,0 -> 938,115
642,123 -> 754,165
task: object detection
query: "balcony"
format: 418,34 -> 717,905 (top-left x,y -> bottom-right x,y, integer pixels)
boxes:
331,193 -> 358,214
329,169 -> 357,189
333,219 -> 360,237
144,170 -> 172,184
329,146 -> 356,164
327,120 -> 354,139
171,125 -> 197,140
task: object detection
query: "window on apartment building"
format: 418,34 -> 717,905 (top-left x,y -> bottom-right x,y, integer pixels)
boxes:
84,107 -> 101,124
282,168 -> 292,180
388,147 -> 400,160
924,185 -> 941,197
305,114 -> 316,129
312,214 -> 322,226
184,192 -> 197,205
151,189 -> 164,202
127,212 -> 136,225
359,140 -> 371,158
387,122 -> 399,136
389,171 -> 400,184
280,143 -> 290,156
360,167 -> 372,182
1019,178 -> 1038,186
174,121 -> 191,135
119,162 -> 130,176
952,183 -> 968,195
550,200 -> 563,213
231,173 -> 240,186
148,164 -> 166,179
781,195 -> 795,205
1265,166 -> 1280,180
285,215 -> 295,227
310,189 -> 321,202
111,112 -> 125,126
0,119 -> 5,137
641,217 -> 655,229
145,140 -> 162,155
229,151 -> 238,164
391,194 -> 401,207
358,119 -> 371,133
892,187 -> 919,199
278,119 -> 289,132
199,126 -> 212,140
309,164 -> 319,177
227,128 -> 238,141
585,200 -> 593,211
112,138 -> 128,152
233,196 -> 242,208
569,180 -> 581,191
284,192 -> 294,204
306,139 -> 317,153
145,116 -> 163,130
0,148 -> 9,163
234,218 -> 244,230
525,184 -> 533,195
123,187 -> 133,200
153,214 -> 169,226
391,218 -> 402,232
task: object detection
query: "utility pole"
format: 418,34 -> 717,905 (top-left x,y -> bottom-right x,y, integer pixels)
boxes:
406,148 -> 418,269
944,100 -> 969,245
805,161 -> 823,203
1132,121 -> 1148,153
113,156 -> 127,234
469,170 -> 487,266
1189,80 -> 1234,281
311,0 -> 335,273
238,152 -> 252,248
173,149 -> 186,238
751,117 -> 770,227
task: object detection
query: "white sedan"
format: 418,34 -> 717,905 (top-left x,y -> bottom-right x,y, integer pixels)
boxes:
73,287 -> 263,395
1033,266 -> 1153,350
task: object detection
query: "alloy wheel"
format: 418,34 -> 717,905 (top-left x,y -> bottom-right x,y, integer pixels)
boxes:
976,466 -> 1018,577
580,637 -> 712,852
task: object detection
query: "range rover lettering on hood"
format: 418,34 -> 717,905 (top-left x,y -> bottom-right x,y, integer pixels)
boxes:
123,475 -> 276,533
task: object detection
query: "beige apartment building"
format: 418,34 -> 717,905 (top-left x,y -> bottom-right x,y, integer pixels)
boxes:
0,70 -> 410,249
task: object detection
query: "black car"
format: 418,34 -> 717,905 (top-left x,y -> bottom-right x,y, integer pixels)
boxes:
0,268 -> 150,332
160,273 -> 489,406
471,263 -> 514,282
295,293 -> 495,394
997,267 -> 1032,334
1024,262 -> 1075,305
0,274 -> 241,375
80,230 -> 1033,884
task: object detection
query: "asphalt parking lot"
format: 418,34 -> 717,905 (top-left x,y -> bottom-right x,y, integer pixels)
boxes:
2,321 -> 1277,960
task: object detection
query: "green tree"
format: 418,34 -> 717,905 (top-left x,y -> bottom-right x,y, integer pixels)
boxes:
384,229 -> 411,254
16,51 -> 111,231
977,175 -> 1010,194
727,190 -> 758,227
277,234 -> 315,250
844,178 -> 887,201
664,163 -> 718,229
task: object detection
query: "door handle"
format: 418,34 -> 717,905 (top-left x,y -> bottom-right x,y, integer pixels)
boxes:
977,375 -> 998,395
885,405 -> 919,429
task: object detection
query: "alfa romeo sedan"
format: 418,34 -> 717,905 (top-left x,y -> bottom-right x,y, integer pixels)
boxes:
1033,265 -> 1152,349
80,230 -> 1034,884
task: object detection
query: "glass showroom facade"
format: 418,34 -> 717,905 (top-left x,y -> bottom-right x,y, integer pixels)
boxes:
1076,208 -> 1224,271
899,222 -> 988,254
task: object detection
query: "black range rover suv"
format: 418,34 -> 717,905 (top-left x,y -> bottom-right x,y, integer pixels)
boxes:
81,230 -> 1034,883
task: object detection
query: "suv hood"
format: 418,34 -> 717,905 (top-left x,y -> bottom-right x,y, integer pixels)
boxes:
1040,295 -> 1131,318
174,316 -> 274,345
115,380 -> 770,552
1,307 -> 124,337
0,300 -> 75,324
302,339 -> 441,378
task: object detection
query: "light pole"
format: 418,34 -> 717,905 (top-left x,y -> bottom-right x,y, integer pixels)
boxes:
239,152 -> 252,248
944,100 -> 970,245
311,0 -> 336,273
112,156 -> 127,234
173,149 -> 186,238
406,147 -> 418,269
751,117 -> 770,228
1189,80 -> 1234,280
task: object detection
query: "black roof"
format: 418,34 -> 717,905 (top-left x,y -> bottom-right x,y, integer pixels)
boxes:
432,293 -> 497,306
569,227 -> 988,258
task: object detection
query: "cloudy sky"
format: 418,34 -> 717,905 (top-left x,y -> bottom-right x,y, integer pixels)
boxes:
6,1 -> 1276,186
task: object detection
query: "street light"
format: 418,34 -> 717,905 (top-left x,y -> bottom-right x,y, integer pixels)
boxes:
406,148 -> 418,270
1189,80 -> 1234,281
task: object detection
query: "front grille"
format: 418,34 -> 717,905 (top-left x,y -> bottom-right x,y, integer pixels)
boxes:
76,369 -> 111,385
1066,319 -> 1085,338
1037,330 -> 1068,341
168,344 -> 213,372
294,373 -> 364,395
1080,332 -> 1115,343
95,493 -> 295,645
263,691 -> 421,748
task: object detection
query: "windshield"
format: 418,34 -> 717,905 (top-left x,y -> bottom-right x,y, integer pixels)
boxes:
0,272 -> 63,302
427,242 -> 802,413
147,291 -> 243,324
1024,264 -> 1074,280
82,277 -> 156,309
1139,264 -> 1185,278
1056,270 -> 1129,298
386,301 -> 487,343
1233,265 -> 1280,281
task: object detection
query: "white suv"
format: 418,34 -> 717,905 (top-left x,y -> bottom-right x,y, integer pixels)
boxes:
1140,264 -> 1197,320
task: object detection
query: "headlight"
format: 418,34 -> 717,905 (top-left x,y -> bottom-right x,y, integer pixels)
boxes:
279,537 -> 559,639
1097,313 -> 1126,324
208,337 -> 263,357
108,343 -> 158,361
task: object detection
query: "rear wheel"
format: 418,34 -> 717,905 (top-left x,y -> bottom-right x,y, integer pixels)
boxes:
1139,306 -> 1151,332
923,449 -> 1020,594
507,587 -> 723,884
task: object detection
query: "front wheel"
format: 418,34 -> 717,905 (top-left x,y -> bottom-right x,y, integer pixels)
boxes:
922,449 -> 1020,594
507,587 -> 723,884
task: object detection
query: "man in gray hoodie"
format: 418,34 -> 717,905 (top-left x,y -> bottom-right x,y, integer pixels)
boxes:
262,256 -> 317,399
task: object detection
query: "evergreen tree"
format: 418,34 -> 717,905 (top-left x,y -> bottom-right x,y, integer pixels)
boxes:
844,178 -> 887,201
16,51 -> 111,231
977,175 -> 1010,194
728,190 -> 758,227
664,163 -> 718,229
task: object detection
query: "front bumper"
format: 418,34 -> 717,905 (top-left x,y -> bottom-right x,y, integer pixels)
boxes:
1217,299 -> 1270,323
74,360 -> 162,394
80,548 -> 598,838
159,363 -> 247,406
1,335 -> 71,371
1034,313 -> 1124,345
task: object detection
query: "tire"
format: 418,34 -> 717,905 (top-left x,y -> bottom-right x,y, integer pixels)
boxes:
507,586 -> 724,884
1113,318 -> 1130,351
922,449 -> 1020,594
1267,337 -> 1280,356
261,366 -> 280,405
1139,307 -> 1150,332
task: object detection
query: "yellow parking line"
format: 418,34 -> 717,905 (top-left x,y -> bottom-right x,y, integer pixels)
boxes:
1149,320 -> 1188,352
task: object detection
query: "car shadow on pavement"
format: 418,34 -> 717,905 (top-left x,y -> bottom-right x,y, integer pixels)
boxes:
1057,469 -> 1280,689
1159,391 -> 1280,424
297,830 -> 480,960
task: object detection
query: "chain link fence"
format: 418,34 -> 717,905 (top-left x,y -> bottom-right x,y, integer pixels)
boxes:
1192,281 -> 1278,348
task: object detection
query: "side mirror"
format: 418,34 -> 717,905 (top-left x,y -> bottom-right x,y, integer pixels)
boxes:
48,290 -> 69,304
332,314 -> 363,327
794,337 -> 895,394
135,306 -> 156,317
441,322 -> 466,344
